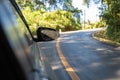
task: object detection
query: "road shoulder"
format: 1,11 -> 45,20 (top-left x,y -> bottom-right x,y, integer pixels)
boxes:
92,31 -> 120,47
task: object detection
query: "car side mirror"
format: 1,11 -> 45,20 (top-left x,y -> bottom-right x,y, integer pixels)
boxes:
35,27 -> 59,42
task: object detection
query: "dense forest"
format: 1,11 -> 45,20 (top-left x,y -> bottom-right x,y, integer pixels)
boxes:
16,0 -> 120,42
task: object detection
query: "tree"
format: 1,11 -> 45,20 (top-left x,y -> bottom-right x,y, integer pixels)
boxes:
83,0 -> 91,7
16,0 -> 82,31
99,0 -> 120,42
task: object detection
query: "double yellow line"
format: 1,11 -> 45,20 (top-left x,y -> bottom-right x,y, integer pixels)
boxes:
56,38 -> 80,80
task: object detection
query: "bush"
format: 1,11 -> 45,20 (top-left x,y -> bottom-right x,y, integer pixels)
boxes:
22,6 -> 82,34
93,21 -> 105,28
94,30 -> 107,39
106,26 -> 120,43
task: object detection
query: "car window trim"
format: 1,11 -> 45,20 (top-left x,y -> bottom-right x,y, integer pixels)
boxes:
9,0 -> 35,41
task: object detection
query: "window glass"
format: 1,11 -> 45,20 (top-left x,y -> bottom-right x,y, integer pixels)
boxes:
10,2 -> 33,45
0,0 -> 33,77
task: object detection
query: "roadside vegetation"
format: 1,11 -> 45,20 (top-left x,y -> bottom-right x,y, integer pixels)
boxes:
22,7 -> 81,34
16,0 -> 82,35
83,0 -> 120,44
16,0 -> 104,34
83,20 -> 105,29
94,30 -> 120,46
94,0 -> 120,44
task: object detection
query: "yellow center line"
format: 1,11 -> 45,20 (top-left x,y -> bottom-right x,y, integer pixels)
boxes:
56,38 -> 80,80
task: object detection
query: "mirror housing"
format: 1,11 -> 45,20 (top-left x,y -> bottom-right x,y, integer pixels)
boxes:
35,27 -> 59,42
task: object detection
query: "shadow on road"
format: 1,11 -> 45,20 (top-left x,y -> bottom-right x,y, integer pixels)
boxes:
60,30 -> 120,80
39,30 -> 120,80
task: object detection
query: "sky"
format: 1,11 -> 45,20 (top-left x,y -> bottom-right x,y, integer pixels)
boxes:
72,0 -> 100,23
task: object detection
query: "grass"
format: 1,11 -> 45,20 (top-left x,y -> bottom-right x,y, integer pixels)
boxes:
93,30 -> 120,46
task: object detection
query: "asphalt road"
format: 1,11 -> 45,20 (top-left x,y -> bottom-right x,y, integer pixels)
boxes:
39,29 -> 120,80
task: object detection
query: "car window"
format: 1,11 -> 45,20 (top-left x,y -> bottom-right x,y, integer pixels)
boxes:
0,0 -> 33,78
10,3 -> 33,46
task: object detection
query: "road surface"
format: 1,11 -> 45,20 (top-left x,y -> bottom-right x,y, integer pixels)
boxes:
39,29 -> 120,80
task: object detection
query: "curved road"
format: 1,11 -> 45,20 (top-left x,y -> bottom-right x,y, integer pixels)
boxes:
40,29 -> 120,80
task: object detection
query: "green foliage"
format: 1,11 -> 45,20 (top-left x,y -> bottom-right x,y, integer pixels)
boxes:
94,30 -> 107,39
99,0 -> 120,43
84,20 -> 105,29
22,6 -> 81,34
105,26 -> 120,42
93,21 -> 105,28
16,0 -> 82,34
